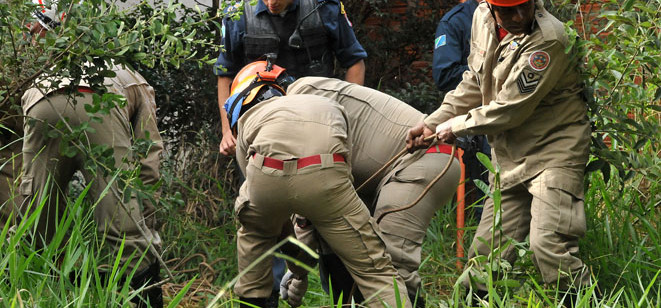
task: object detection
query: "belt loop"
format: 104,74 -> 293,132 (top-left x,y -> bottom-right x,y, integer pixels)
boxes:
283,160 -> 297,175
320,154 -> 334,169
251,153 -> 265,168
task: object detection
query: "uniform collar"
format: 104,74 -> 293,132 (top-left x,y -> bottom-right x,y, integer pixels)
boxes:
254,0 -> 300,16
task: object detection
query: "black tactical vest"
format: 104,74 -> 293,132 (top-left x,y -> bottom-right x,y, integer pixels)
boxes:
243,0 -> 334,78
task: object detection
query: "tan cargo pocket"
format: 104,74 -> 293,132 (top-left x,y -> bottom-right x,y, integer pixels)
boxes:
468,45 -> 485,86
537,171 -> 586,237
468,44 -> 485,74
234,184 -> 250,221
343,214 -> 392,270
379,212 -> 425,245
389,164 -> 425,184
19,177 -> 33,196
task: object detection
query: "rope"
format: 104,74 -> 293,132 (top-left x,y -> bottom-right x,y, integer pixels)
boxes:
376,143 -> 456,224
355,134 -> 438,193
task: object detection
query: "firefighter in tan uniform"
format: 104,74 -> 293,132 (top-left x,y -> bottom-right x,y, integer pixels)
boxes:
407,0 -> 592,302
21,63 -> 164,307
225,61 -> 411,308
285,76 -> 461,306
19,7 -> 164,305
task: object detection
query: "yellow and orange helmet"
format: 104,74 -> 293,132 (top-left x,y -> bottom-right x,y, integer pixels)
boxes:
224,61 -> 294,129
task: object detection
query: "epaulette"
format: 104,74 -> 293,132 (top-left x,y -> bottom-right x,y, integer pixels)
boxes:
441,4 -> 466,22
535,8 -> 569,46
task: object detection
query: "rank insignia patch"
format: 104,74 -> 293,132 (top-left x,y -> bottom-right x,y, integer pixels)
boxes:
435,35 -> 447,49
517,69 -> 542,94
529,50 -> 550,71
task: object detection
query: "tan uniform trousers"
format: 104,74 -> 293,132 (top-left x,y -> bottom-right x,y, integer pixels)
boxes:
463,167 -> 590,290
21,92 -> 161,271
236,154 -> 411,307
374,151 -> 461,296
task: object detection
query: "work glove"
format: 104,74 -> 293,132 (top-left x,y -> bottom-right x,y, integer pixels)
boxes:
279,270 -> 308,307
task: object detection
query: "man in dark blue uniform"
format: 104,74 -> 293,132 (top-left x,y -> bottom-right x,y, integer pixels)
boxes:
215,0 -> 367,156
432,0 -> 489,220
432,0 -> 478,92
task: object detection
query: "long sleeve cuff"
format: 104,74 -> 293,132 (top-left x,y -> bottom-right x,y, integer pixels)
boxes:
450,114 -> 469,136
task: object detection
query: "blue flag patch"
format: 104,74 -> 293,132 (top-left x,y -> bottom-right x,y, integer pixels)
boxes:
435,35 -> 447,49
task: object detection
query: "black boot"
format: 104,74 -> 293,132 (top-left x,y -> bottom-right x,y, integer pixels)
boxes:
130,262 -> 163,308
562,293 -> 577,308
264,289 -> 279,308
319,254 -> 364,305
239,297 -> 267,308
408,292 -> 426,308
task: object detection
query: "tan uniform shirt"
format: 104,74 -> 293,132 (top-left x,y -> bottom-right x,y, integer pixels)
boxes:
21,65 -> 162,187
236,94 -> 351,175
287,77 -> 425,194
425,0 -> 591,189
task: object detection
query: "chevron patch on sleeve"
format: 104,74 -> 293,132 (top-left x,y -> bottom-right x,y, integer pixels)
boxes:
517,68 -> 542,94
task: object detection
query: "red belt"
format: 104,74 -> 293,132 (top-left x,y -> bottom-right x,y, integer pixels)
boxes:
426,144 -> 459,158
254,153 -> 345,170
55,86 -> 95,94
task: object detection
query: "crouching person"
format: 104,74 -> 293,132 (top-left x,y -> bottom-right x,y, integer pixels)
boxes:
283,77 -> 461,307
226,61 -> 411,308
19,4 -> 164,306
20,64 -> 164,307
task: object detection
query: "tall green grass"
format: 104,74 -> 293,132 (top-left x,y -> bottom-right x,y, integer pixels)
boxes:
197,163 -> 658,307
416,168 -> 660,308
0,180 -> 191,307
2,133 -> 657,307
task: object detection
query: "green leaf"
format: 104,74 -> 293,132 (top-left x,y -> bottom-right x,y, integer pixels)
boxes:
116,46 -> 130,56
167,276 -> 197,308
493,279 -> 520,288
586,158 -> 606,173
62,145 -> 78,158
476,152 -> 494,174
133,52 -> 147,60
153,20 -> 163,35
622,0 -> 635,10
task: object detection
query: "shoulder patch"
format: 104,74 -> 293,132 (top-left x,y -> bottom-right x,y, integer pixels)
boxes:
508,40 -> 519,51
517,68 -> 542,94
528,50 -> 550,71
435,35 -> 447,49
340,2 -> 353,27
